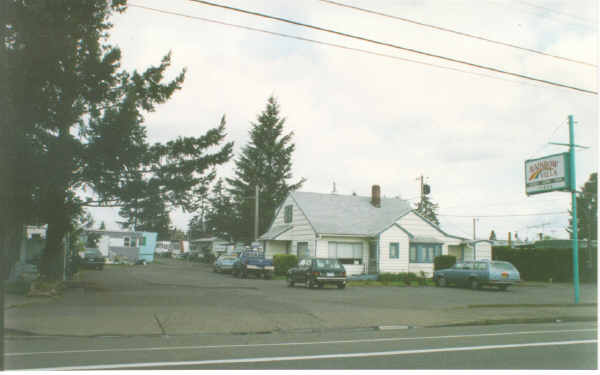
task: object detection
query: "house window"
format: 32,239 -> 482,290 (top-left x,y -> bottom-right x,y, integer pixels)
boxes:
328,242 -> 363,265
124,237 -> 130,247
140,237 -> 147,246
389,243 -> 399,259
284,205 -> 293,223
409,243 -> 442,263
297,242 -> 309,259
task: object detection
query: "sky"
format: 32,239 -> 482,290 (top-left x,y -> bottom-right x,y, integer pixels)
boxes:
88,0 -> 598,242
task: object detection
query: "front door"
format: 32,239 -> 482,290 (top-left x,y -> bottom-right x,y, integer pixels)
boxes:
368,241 -> 378,274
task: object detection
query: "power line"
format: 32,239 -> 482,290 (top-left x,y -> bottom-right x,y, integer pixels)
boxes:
128,4 -> 561,92
514,0 -> 596,25
527,119 -> 569,159
188,0 -> 597,95
438,211 -> 568,218
319,0 -> 595,67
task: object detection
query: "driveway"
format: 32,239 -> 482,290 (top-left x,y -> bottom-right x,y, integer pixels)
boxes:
4,259 -> 597,336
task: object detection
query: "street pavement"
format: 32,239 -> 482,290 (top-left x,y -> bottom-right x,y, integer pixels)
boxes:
4,321 -> 597,370
3,258 -> 598,338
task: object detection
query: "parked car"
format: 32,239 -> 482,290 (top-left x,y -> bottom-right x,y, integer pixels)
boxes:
80,249 -> 106,270
287,258 -> 347,289
433,260 -> 520,290
232,251 -> 274,279
213,255 -> 237,273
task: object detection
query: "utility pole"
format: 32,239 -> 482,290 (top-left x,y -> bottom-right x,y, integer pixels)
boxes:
547,115 -> 584,304
568,115 -> 580,304
254,185 -> 259,242
472,218 -> 478,240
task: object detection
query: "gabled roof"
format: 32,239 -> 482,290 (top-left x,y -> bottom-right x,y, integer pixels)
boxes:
259,224 -> 293,240
289,191 -> 413,237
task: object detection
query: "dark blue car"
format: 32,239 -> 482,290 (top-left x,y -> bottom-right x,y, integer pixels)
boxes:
433,260 -> 520,291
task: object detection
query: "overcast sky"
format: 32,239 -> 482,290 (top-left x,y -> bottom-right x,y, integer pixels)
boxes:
89,0 -> 598,241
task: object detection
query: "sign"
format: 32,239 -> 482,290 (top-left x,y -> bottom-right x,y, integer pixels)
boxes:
524,152 -> 570,195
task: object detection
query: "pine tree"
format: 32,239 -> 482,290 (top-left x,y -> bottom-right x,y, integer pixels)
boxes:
415,195 -> 440,226
227,97 -> 305,243
2,2 -> 233,280
195,178 -> 238,241
567,173 -> 597,240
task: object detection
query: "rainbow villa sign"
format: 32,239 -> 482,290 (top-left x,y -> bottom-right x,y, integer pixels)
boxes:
524,152 -> 571,195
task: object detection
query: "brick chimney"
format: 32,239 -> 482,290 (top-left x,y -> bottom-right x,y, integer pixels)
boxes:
371,185 -> 381,208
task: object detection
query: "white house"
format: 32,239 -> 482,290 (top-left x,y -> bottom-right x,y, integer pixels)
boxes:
259,185 -> 492,277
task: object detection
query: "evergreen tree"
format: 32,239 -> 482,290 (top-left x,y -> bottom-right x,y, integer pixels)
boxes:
567,172 -> 597,240
415,195 -> 440,226
2,1 -> 233,280
227,97 -> 305,243
198,178 -> 238,241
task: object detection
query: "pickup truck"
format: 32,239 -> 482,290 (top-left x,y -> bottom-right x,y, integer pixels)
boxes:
232,251 -> 274,279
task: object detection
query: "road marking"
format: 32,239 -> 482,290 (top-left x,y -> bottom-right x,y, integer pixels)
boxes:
29,339 -> 598,370
6,327 -> 596,356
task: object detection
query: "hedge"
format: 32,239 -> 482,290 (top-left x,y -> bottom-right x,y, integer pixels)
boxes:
377,272 -> 419,285
492,246 -> 597,282
273,254 -> 298,276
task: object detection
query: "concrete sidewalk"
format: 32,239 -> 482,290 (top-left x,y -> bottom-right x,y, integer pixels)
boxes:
3,263 -> 598,337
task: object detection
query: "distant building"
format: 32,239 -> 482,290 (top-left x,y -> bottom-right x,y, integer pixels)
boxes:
189,237 -> 231,257
83,230 -> 157,263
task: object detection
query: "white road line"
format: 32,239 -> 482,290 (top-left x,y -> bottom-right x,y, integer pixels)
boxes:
29,339 -> 598,371
6,328 -> 596,356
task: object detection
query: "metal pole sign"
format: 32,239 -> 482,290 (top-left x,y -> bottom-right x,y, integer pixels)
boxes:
524,115 -> 581,304
524,152 -> 570,195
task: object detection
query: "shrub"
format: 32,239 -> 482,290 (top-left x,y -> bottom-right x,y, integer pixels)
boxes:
378,273 -> 404,283
273,254 -> 298,276
404,272 -> 418,285
434,255 -> 456,271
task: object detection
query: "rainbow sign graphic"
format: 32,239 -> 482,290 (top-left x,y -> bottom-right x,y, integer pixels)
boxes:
524,153 -> 570,195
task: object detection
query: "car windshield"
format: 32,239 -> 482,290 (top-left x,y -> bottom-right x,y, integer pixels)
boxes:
315,259 -> 343,269
491,262 -> 518,271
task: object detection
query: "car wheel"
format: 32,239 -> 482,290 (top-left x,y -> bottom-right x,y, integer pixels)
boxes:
305,277 -> 313,289
437,276 -> 447,287
337,283 -> 346,289
286,276 -> 294,287
470,278 -> 480,290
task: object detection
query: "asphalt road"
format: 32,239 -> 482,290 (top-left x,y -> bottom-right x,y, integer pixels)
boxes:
5,322 -> 597,370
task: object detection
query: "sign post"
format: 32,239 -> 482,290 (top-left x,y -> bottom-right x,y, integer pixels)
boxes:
525,115 -> 583,304
568,115 -> 580,304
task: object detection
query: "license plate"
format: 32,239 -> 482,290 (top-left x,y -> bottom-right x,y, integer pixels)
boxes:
327,273 -> 334,277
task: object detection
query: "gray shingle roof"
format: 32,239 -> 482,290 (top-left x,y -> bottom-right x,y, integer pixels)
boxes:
290,191 -> 413,236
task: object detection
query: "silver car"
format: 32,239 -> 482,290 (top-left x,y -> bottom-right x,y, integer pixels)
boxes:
433,260 -> 521,291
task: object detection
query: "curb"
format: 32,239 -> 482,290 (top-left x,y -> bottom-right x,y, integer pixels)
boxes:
5,316 -> 596,339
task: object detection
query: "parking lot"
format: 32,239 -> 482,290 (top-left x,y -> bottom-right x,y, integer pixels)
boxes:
5,258 -> 598,336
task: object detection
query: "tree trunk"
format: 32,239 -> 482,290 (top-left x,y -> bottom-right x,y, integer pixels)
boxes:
38,188 -> 70,281
0,223 -> 23,281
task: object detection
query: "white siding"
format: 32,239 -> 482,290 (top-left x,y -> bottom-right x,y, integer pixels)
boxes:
317,236 -> 369,276
397,212 -> 463,255
378,225 -> 410,273
266,195 -> 315,257
264,240 -> 288,259
397,212 -> 465,277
